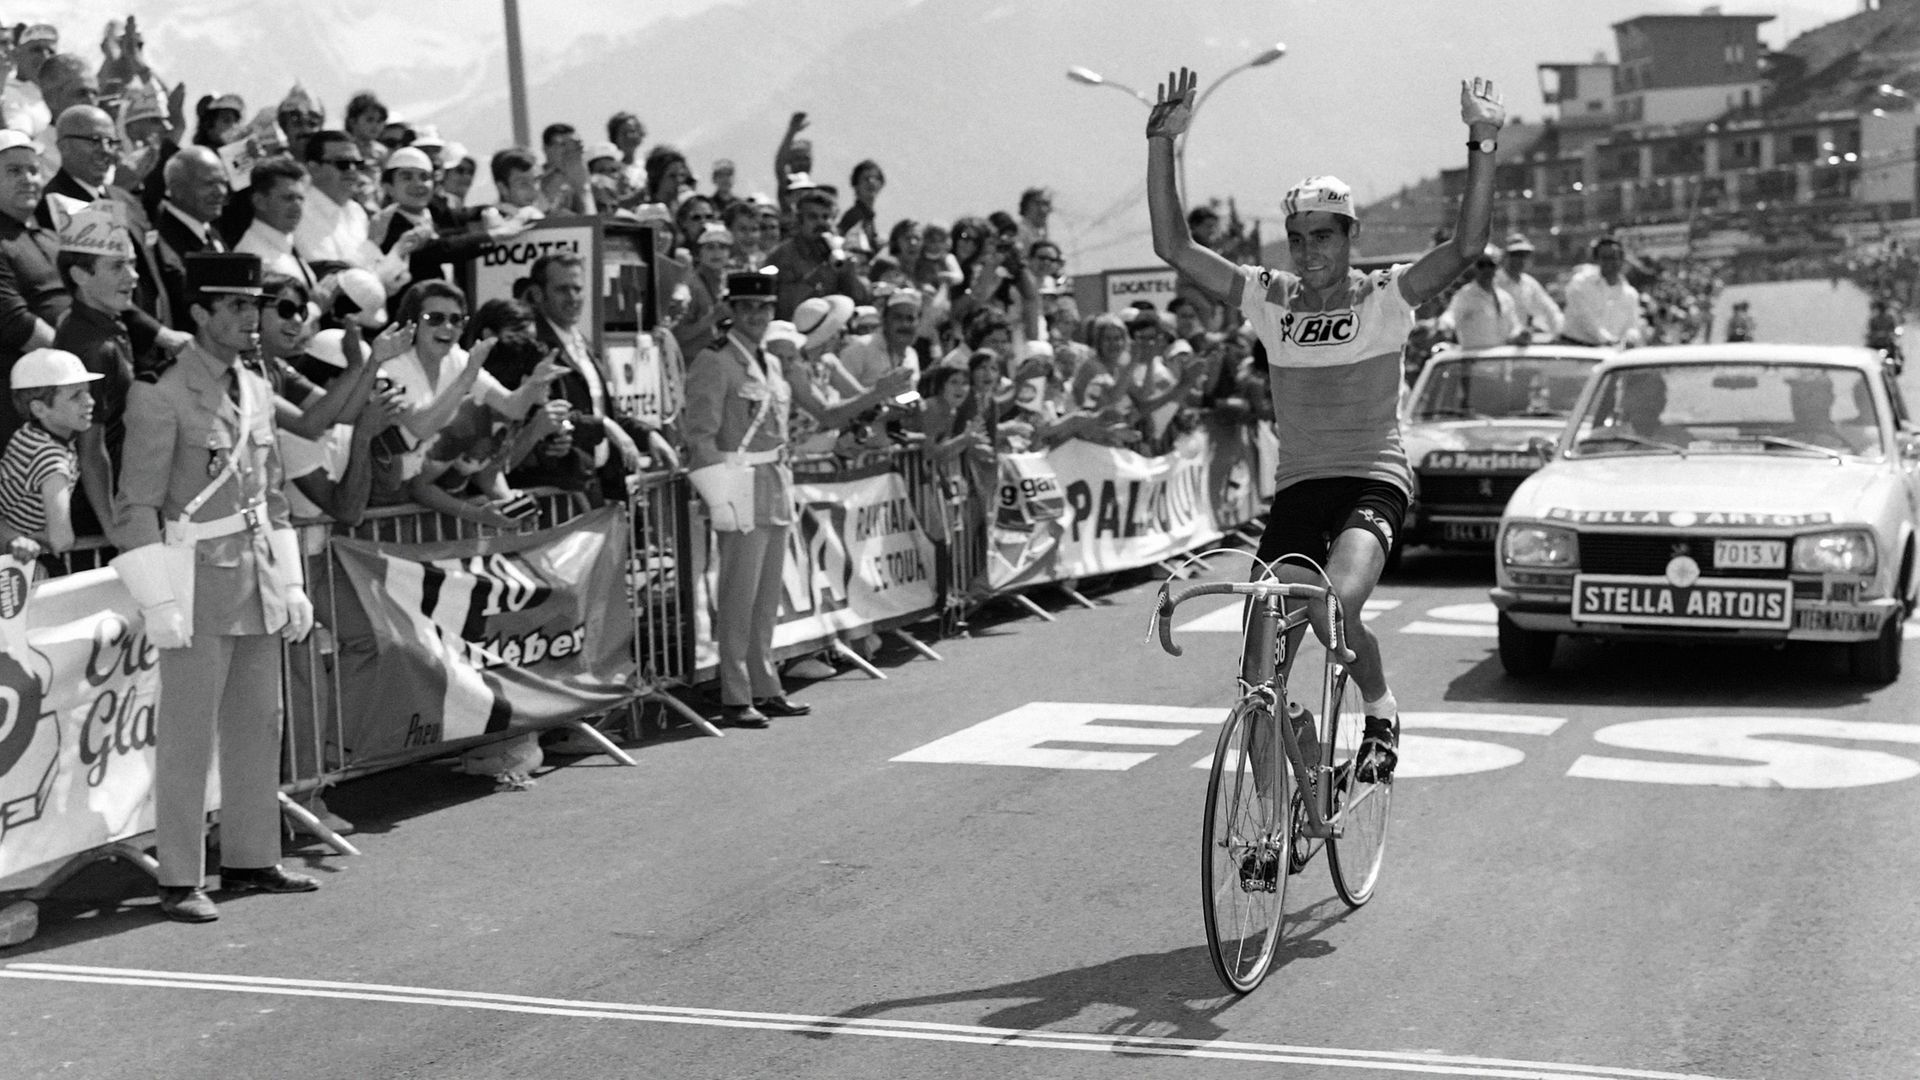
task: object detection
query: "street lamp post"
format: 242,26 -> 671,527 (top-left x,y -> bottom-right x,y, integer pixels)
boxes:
1176,42 -> 1286,198
1064,44 -> 1286,199
1066,66 -> 1151,106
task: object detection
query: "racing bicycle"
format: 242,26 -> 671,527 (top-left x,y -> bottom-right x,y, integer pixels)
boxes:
1146,553 -> 1394,993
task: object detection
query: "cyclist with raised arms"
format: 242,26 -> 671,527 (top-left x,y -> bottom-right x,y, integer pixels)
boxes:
1145,67 -> 1505,781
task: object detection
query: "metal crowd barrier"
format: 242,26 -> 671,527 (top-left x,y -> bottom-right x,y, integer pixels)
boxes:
278,489 -> 621,841
622,469 -> 719,737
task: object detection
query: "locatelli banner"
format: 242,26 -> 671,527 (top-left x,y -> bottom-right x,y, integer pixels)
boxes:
0,570 -> 164,884
690,455 -> 940,673
989,423 -> 1271,590
329,506 -> 638,763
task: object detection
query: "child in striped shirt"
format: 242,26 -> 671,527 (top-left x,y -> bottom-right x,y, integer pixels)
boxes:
0,349 -> 103,567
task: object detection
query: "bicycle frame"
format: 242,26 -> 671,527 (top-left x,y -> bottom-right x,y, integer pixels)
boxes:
1149,577 -> 1366,841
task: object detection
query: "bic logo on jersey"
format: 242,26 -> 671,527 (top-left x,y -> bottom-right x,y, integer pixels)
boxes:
1284,312 -> 1358,347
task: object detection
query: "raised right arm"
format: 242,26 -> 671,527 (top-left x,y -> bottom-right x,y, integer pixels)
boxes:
1147,67 -> 1239,303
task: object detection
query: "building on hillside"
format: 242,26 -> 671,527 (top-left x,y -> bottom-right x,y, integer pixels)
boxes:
1416,4 -> 1920,270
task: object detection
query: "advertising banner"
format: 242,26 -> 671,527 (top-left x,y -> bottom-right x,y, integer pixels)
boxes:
1102,266 -> 1181,315
989,425 -> 1267,589
329,507 -> 637,763
468,217 -> 602,352
690,456 -> 940,673
0,570 -> 164,884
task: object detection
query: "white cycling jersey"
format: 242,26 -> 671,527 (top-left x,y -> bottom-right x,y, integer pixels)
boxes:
1228,262 -> 1415,497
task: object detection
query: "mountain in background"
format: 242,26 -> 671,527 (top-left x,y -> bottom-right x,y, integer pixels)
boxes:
92,0 -> 1867,270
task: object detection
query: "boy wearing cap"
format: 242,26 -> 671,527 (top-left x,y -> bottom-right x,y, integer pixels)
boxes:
1145,66 -> 1507,782
110,251 -> 317,923
0,348 -> 100,560
51,201 -> 141,537
1498,233 -> 1563,342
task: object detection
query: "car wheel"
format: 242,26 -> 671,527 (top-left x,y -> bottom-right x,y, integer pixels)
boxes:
1848,616 -> 1902,685
1497,612 -> 1556,677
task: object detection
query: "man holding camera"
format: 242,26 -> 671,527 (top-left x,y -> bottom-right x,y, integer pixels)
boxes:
764,186 -> 869,320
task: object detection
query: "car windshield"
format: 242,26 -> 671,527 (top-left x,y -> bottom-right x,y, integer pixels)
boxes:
1411,355 -> 1598,421
1568,362 -> 1885,460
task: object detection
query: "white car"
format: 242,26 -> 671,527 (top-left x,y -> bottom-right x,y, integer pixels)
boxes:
1490,345 -> 1920,683
1400,345 -> 1611,552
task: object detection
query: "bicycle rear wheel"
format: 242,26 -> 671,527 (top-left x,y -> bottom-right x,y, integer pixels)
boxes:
1201,697 -> 1289,994
1324,664 -> 1392,907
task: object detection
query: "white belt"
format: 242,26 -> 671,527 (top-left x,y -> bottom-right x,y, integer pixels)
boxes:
164,501 -> 269,544
736,449 -> 782,466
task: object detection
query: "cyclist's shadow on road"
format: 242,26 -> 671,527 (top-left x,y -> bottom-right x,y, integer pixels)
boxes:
810,896 -> 1349,1046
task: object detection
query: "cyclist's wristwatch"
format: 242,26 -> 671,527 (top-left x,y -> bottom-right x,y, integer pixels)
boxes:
1468,138 -> 1498,154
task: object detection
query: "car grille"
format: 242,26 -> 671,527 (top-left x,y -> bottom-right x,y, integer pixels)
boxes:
1418,474 -> 1528,508
1577,532 -> 1789,580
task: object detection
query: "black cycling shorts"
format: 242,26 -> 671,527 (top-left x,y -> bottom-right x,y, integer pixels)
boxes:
1255,476 -> 1408,567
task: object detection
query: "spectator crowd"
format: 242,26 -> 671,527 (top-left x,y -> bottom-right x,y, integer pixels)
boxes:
0,21 -> 1302,575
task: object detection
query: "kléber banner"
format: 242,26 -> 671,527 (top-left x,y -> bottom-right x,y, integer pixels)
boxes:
0,570 -> 162,885
328,507 -> 637,763
988,424 -> 1272,589
691,455 -> 940,672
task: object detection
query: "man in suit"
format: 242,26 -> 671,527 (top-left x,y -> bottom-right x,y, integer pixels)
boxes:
152,146 -> 229,331
38,104 -> 170,324
522,250 -> 675,497
683,267 -> 809,727
109,252 -> 316,923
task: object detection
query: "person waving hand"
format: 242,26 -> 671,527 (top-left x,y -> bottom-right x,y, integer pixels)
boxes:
1145,67 -> 1505,782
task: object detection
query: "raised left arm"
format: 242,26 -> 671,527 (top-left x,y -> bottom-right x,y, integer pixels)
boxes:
1401,78 -> 1507,307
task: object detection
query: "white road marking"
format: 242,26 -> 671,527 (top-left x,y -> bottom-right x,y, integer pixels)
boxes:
1176,598 -> 1400,633
1400,621 -> 1499,637
1194,712 -> 1566,778
0,963 -> 1756,1080
1403,601 -> 1500,637
890,703 -> 1218,770
1569,717 -> 1920,788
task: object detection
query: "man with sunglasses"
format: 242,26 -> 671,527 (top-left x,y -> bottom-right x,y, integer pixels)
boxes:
293,129 -> 417,297
39,104 -> 169,323
1439,244 -> 1526,349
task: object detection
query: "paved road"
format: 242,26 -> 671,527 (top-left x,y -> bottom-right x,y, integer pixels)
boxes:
5,541 -> 1918,1079
8,279 -> 1920,1079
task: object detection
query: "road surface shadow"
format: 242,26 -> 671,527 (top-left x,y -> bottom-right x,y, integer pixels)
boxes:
1444,636 -> 1875,710
1386,548 -> 1498,587
0,837 -> 340,956
809,897 -> 1348,1048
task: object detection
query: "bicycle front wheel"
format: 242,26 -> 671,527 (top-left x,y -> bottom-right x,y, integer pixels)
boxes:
1324,664 -> 1392,907
1201,697 -> 1289,993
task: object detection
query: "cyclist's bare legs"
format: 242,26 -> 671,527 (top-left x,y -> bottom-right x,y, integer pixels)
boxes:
1273,525 -> 1390,701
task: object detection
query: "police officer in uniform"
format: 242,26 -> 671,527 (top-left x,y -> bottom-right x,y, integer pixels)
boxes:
110,252 -> 316,923
684,268 -> 810,727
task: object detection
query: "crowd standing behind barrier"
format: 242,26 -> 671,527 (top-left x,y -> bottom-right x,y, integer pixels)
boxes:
0,18 -> 1685,938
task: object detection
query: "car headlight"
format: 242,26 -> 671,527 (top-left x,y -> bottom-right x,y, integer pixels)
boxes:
1792,530 -> 1877,574
1503,523 -> 1578,567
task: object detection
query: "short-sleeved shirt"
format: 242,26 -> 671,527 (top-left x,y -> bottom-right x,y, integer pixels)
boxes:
0,421 -> 77,540
382,346 -> 516,478
1230,262 -> 1416,496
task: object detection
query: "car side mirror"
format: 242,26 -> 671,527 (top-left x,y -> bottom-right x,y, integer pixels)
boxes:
1528,435 -> 1558,461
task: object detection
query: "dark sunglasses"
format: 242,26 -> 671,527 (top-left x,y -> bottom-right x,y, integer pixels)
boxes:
322,157 -> 370,172
263,297 -> 306,320
421,311 -> 468,327
1475,260 -> 1498,269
